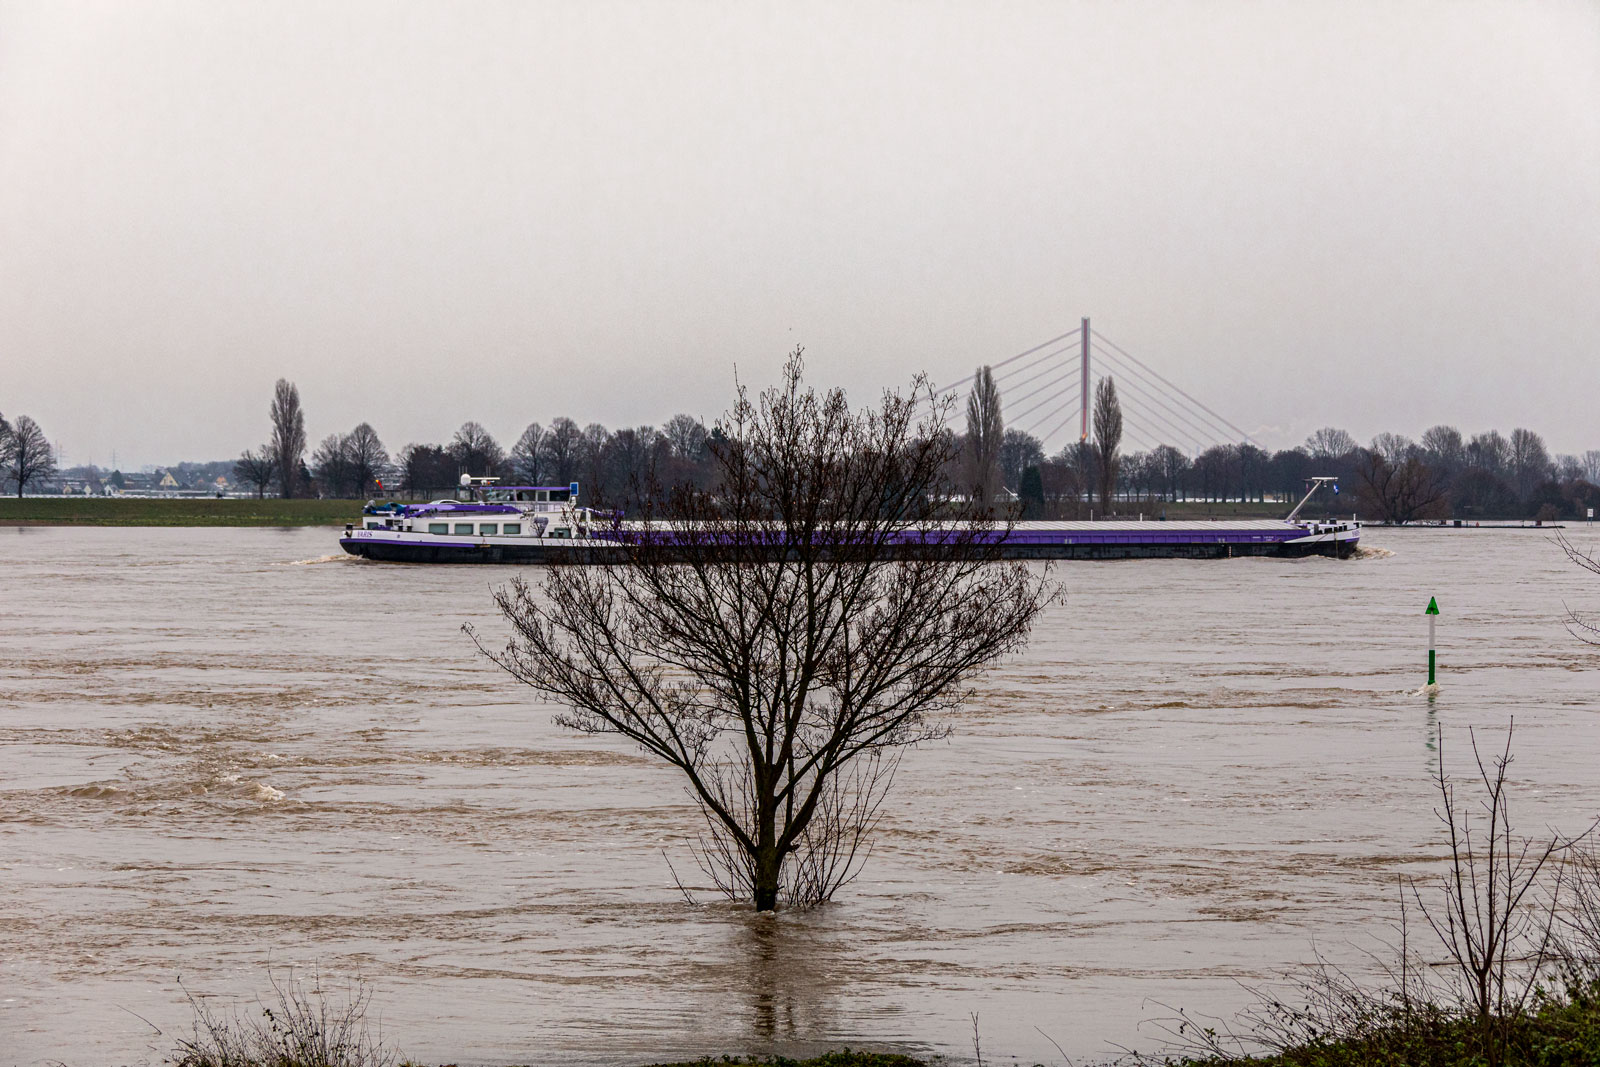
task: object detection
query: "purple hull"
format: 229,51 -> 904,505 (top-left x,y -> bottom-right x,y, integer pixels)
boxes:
342,518 -> 1358,563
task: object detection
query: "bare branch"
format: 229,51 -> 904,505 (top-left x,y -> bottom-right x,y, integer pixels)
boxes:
471,351 -> 1054,910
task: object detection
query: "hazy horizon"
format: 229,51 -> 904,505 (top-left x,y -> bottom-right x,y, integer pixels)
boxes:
3,1 -> 1596,469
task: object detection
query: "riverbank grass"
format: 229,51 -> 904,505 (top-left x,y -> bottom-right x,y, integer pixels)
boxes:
0,497 -> 364,526
1154,980 -> 1600,1066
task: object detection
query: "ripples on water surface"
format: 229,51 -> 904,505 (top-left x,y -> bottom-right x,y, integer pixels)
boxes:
2,526 -> 1598,1065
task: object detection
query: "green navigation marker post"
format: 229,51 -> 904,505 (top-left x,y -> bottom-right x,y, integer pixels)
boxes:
1425,596 -> 1440,685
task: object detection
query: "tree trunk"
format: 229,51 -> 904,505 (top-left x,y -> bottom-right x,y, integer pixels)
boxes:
753,849 -> 781,912
752,795 -> 782,912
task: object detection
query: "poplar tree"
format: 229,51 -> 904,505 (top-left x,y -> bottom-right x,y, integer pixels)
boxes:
964,365 -> 1003,506
269,379 -> 307,499
1093,376 -> 1123,510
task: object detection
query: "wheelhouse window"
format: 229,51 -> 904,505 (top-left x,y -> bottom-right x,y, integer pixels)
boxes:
479,524 -> 498,536
453,523 -> 473,535
550,489 -> 571,502
428,523 -> 448,535
502,523 -> 521,535
365,521 -> 383,529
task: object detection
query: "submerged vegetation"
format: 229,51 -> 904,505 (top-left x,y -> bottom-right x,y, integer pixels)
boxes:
171,971 -> 396,1067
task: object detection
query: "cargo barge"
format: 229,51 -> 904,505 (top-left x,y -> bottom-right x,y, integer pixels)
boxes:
339,477 -> 1358,563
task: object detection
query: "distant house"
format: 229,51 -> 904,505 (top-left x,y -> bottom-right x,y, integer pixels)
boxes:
57,477 -> 104,495
158,470 -> 180,489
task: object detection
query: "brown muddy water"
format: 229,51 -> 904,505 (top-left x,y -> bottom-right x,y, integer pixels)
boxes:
3,526 -> 1599,1066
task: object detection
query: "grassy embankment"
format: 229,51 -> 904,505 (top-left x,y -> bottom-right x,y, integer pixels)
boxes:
0,497 -> 364,526
646,996 -> 1600,1066
1146,985 -> 1600,1067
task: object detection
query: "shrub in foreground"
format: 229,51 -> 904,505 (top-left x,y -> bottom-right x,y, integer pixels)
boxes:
170,970 -> 396,1067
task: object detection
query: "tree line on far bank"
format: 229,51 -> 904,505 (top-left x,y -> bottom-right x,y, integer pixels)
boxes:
957,368 -> 1600,523
234,375 -> 1600,522
233,379 -> 721,509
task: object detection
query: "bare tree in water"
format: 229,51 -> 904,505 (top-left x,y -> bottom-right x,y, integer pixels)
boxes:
1556,534 -> 1600,644
469,351 -> 1052,910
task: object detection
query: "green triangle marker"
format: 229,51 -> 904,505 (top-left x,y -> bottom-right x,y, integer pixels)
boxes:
1425,597 -> 1439,686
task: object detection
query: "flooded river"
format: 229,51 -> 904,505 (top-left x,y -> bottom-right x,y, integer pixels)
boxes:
3,526 -> 1598,1065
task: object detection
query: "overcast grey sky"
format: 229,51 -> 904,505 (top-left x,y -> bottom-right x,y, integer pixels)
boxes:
2,0 -> 1596,469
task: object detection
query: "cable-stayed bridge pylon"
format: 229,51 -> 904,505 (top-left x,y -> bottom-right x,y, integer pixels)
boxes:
923,319 -> 1255,457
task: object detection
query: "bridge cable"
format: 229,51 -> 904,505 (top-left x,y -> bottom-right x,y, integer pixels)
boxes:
1019,390 -> 1081,442
1093,372 -> 1208,453
1090,343 -> 1235,450
1090,331 -> 1249,443
1007,380 -> 1082,430
1119,408 -> 1202,456
1091,342 -> 1237,445
1034,410 -> 1082,449
1086,355 -> 1211,452
1001,369 -> 1083,420
1115,418 -> 1166,455
923,344 -> 1075,422
934,365 -> 1081,432
1091,329 -> 1256,444
931,366 -> 1078,432
1087,357 -> 1212,454
990,347 -> 1080,400
926,330 -> 1076,398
